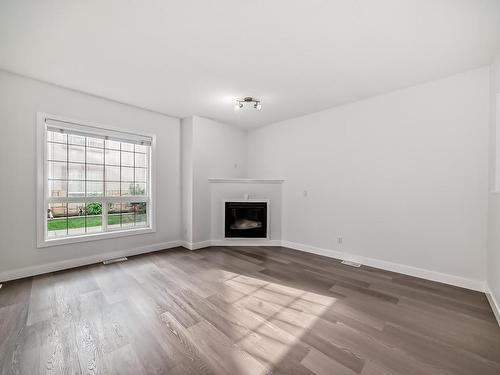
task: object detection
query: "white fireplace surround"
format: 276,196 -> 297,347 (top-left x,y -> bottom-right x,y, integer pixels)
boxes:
204,178 -> 284,248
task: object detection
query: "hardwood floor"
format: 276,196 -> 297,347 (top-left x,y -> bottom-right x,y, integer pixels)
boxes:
1,246 -> 499,375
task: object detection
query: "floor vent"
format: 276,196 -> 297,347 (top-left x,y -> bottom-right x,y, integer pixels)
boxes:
341,260 -> 361,268
103,257 -> 128,265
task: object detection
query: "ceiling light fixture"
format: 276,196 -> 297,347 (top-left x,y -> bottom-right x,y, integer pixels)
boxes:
234,97 -> 262,111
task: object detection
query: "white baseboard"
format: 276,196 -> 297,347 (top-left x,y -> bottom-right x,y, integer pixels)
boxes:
485,285 -> 500,327
180,239 -> 282,250
210,239 -> 282,247
180,240 -> 212,250
282,240 -> 485,292
0,240 -> 181,282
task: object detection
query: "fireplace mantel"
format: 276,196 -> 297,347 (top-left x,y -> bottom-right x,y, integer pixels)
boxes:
208,178 -> 284,184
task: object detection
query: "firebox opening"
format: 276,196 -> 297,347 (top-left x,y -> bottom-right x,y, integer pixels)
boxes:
225,201 -> 268,238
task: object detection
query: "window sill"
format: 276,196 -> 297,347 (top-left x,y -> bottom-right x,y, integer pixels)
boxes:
37,226 -> 155,248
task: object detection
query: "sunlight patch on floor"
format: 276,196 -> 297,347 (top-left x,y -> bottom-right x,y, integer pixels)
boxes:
221,273 -> 339,373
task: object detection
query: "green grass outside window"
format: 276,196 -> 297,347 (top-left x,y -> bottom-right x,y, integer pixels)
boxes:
47,214 -> 146,231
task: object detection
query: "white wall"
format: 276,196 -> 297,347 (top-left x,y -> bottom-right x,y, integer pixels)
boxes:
488,51 -> 500,314
181,116 -> 247,245
247,67 -> 490,285
181,117 -> 194,243
0,70 -> 181,277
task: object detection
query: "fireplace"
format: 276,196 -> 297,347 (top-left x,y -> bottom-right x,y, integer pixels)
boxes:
225,201 -> 268,238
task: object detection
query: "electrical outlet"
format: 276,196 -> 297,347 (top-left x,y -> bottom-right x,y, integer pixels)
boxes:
337,236 -> 343,245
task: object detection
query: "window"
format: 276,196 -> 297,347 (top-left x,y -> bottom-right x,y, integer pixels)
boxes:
37,113 -> 155,247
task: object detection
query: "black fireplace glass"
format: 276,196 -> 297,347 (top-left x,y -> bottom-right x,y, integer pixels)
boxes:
225,201 -> 267,238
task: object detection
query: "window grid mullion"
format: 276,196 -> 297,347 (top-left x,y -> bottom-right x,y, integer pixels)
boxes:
119,142 -> 122,198
47,140 -> 148,155
102,199 -> 108,232
120,142 -> 123,227
84,136 -> 87,233
133,145 -> 136,226
66,136 -> 69,236
47,196 -> 149,204
103,139 -> 108,232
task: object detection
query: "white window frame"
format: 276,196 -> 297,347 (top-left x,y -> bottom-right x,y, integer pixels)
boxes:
36,112 -> 157,248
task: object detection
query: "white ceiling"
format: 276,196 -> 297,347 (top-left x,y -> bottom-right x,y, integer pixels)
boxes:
1,0 -> 499,128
